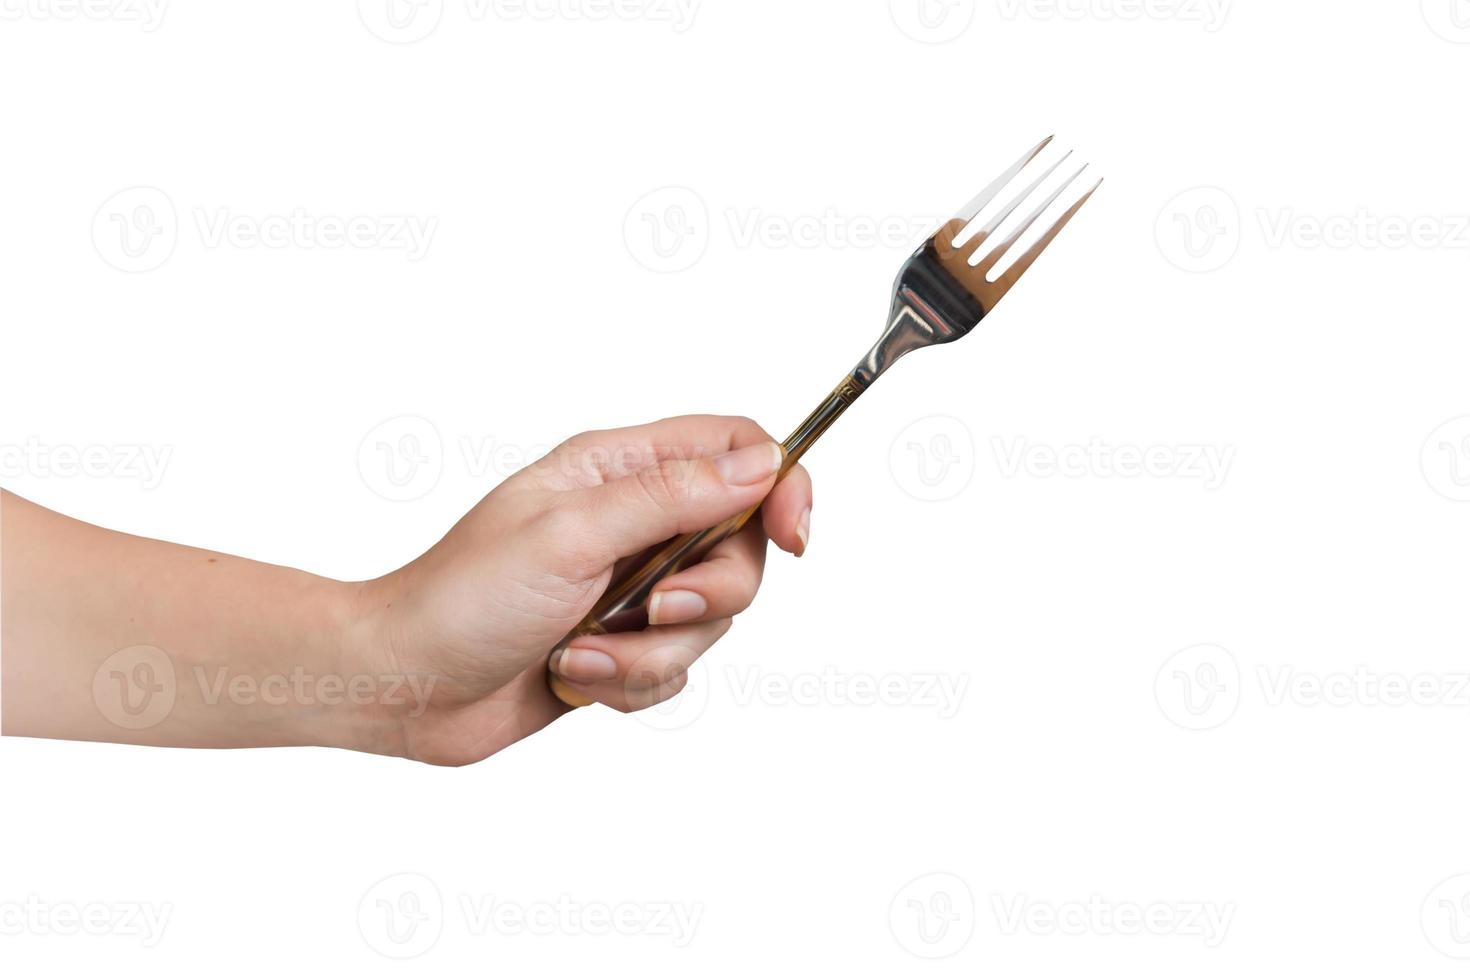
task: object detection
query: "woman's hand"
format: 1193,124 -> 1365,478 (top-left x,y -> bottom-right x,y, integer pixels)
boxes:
352,415 -> 812,765
0,415 -> 811,767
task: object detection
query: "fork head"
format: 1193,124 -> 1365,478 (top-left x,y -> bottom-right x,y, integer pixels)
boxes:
851,137 -> 1099,387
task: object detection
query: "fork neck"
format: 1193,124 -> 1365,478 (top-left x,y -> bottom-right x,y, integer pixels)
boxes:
782,297 -> 949,464
852,303 -> 939,388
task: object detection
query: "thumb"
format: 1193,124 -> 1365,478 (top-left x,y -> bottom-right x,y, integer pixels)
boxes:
570,441 -> 783,562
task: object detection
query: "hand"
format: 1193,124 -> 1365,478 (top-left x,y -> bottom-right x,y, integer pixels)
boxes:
0,416 -> 811,767
351,415 -> 813,766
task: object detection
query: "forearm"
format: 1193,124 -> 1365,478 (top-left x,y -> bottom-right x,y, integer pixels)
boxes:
0,490 -> 379,751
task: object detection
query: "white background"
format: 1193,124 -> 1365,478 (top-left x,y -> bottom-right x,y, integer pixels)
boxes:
3,0 -> 1470,975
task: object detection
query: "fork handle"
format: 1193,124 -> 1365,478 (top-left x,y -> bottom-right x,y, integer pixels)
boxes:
547,375 -> 866,707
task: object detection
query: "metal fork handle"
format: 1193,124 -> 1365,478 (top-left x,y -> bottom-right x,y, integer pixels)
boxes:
547,375 -> 866,707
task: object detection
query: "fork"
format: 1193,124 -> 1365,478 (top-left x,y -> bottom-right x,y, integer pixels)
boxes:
548,136 -> 1100,707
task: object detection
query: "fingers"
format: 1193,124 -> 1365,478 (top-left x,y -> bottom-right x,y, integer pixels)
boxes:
549,619 -> 731,713
525,415 -> 814,569
569,439 -> 784,563
645,521 -> 766,625
761,461 -> 812,557
543,415 -> 777,489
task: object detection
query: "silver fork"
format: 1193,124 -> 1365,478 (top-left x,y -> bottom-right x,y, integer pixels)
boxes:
550,136 -> 1101,706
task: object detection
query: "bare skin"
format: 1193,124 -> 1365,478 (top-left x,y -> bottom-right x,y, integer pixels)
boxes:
0,415 -> 813,766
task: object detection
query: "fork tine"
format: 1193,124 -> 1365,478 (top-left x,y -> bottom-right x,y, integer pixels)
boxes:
991,177 -> 1102,292
957,150 -> 1073,247
953,135 -> 1054,224
974,163 -> 1089,275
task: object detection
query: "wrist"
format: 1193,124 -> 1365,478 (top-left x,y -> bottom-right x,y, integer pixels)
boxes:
327,573 -> 424,759
200,572 -> 379,753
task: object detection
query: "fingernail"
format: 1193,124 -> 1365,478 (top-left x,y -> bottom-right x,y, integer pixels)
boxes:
795,507 -> 811,556
553,647 -> 619,683
649,589 -> 707,625
713,442 -> 782,486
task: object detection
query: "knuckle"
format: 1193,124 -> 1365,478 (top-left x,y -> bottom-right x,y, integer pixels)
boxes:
738,566 -> 764,606
712,559 -> 761,614
725,578 -> 757,615
536,505 -> 583,544
728,415 -> 769,440
626,665 -> 690,713
634,459 -> 693,511
554,437 -> 615,483
534,506 -> 607,578
623,644 -> 696,694
626,655 -> 683,691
